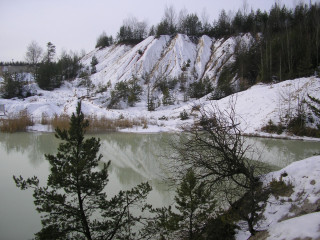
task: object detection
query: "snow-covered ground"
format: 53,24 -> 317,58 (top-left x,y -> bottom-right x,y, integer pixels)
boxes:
236,155 -> 320,240
1,77 -> 319,140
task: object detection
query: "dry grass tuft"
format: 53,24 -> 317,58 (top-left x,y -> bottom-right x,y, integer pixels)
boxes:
86,115 -> 149,132
87,115 -> 117,132
50,114 -> 70,131
269,177 -> 294,198
1,111 -> 150,133
0,110 -> 34,133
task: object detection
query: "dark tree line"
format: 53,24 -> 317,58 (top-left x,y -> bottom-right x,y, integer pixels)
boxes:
215,3 -> 320,96
37,42 -> 82,90
252,3 -> 320,83
116,17 -> 148,44
0,61 -> 30,66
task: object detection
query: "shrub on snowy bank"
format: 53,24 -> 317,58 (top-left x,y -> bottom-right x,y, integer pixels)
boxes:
262,94 -> 320,138
0,72 -> 35,99
108,77 -> 142,109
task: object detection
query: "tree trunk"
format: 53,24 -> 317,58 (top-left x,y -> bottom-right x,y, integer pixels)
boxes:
77,189 -> 92,240
189,212 -> 193,240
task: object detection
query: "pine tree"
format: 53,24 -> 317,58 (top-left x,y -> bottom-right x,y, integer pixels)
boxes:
13,102 -> 151,240
173,169 -> 216,240
36,61 -> 61,90
36,42 -> 61,90
180,13 -> 202,36
95,32 -> 111,49
156,20 -> 171,36
45,42 -> 56,63
146,169 -> 216,240
91,56 -> 98,74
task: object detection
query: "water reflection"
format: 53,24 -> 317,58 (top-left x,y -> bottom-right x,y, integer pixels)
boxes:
247,137 -> 320,168
0,133 -> 60,167
98,133 -> 172,179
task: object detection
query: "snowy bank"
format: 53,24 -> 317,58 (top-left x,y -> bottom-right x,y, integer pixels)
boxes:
1,77 -> 320,140
236,155 -> 320,240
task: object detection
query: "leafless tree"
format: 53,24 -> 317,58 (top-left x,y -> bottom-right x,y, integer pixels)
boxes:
123,16 -> 148,40
163,5 -> 177,33
177,8 -> 188,32
25,41 -> 43,73
277,79 -> 309,126
242,0 -> 249,16
168,97 -> 268,235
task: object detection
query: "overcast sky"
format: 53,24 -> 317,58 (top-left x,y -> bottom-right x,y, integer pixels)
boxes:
0,0 -> 315,62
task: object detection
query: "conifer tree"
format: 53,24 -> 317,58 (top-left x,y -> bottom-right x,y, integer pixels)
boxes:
13,102 -> 151,240
307,94 -> 320,129
45,42 -> 56,63
173,169 -> 216,240
146,169 -> 216,240
0,72 -> 24,99
36,42 -> 61,90
91,56 -> 98,74
95,31 -> 111,49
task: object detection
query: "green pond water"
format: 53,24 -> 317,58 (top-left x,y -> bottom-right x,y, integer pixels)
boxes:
0,132 -> 319,240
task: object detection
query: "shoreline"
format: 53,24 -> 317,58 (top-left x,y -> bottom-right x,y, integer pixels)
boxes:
14,122 -> 318,142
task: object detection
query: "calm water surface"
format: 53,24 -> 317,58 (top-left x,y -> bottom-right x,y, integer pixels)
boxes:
0,132 -> 319,240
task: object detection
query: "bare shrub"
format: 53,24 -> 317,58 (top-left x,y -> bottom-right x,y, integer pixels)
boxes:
269,178 -> 294,198
169,98 -> 269,235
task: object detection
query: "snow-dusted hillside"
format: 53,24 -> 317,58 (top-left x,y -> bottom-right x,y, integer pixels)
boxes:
81,34 -> 249,87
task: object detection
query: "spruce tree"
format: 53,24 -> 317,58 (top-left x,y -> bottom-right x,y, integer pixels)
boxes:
13,102 -> 151,240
